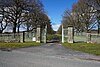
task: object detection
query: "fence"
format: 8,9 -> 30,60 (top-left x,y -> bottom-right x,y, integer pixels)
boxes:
0,33 -> 20,42
91,34 -> 100,43
63,28 -> 68,42
0,31 -> 36,42
74,32 -> 100,43
62,27 -> 100,43
24,31 -> 36,42
74,32 -> 87,42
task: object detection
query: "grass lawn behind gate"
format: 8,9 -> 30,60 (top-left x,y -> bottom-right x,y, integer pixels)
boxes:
0,42 -> 41,49
62,43 -> 100,56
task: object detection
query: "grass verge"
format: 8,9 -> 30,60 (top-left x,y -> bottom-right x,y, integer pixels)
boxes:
0,42 -> 41,49
62,42 -> 100,56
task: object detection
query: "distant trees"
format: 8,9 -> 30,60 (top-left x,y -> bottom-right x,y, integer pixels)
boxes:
59,0 -> 99,34
47,20 -> 54,34
0,0 -> 53,33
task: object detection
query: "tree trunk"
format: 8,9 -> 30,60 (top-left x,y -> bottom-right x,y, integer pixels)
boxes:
0,30 -> 3,33
98,20 -> 100,34
86,24 -> 89,33
13,23 -> 17,38
27,25 -> 29,32
17,24 -> 20,33
13,22 -> 17,33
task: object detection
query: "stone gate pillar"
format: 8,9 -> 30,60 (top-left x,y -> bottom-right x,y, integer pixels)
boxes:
62,25 -> 64,43
86,33 -> 91,43
67,26 -> 74,43
43,25 -> 47,43
32,29 -> 36,42
20,32 -> 25,43
36,25 -> 41,43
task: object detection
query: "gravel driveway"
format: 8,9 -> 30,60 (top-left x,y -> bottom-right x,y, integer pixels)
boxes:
0,43 -> 100,67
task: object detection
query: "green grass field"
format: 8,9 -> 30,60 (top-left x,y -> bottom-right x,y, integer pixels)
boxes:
62,43 -> 100,56
0,42 -> 41,49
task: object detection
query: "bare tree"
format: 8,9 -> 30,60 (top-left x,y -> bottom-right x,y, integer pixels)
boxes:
0,0 -> 53,33
6,0 -> 27,33
25,0 -> 53,32
77,0 -> 97,32
0,0 -> 10,33
86,0 -> 100,33
24,0 -> 45,31
61,0 -> 97,34
62,8 -> 84,33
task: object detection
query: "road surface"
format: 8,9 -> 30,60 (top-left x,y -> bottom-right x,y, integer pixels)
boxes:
0,43 -> 100,67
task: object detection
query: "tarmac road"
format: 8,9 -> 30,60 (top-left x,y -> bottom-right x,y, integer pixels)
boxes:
0,43 -> 100,67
